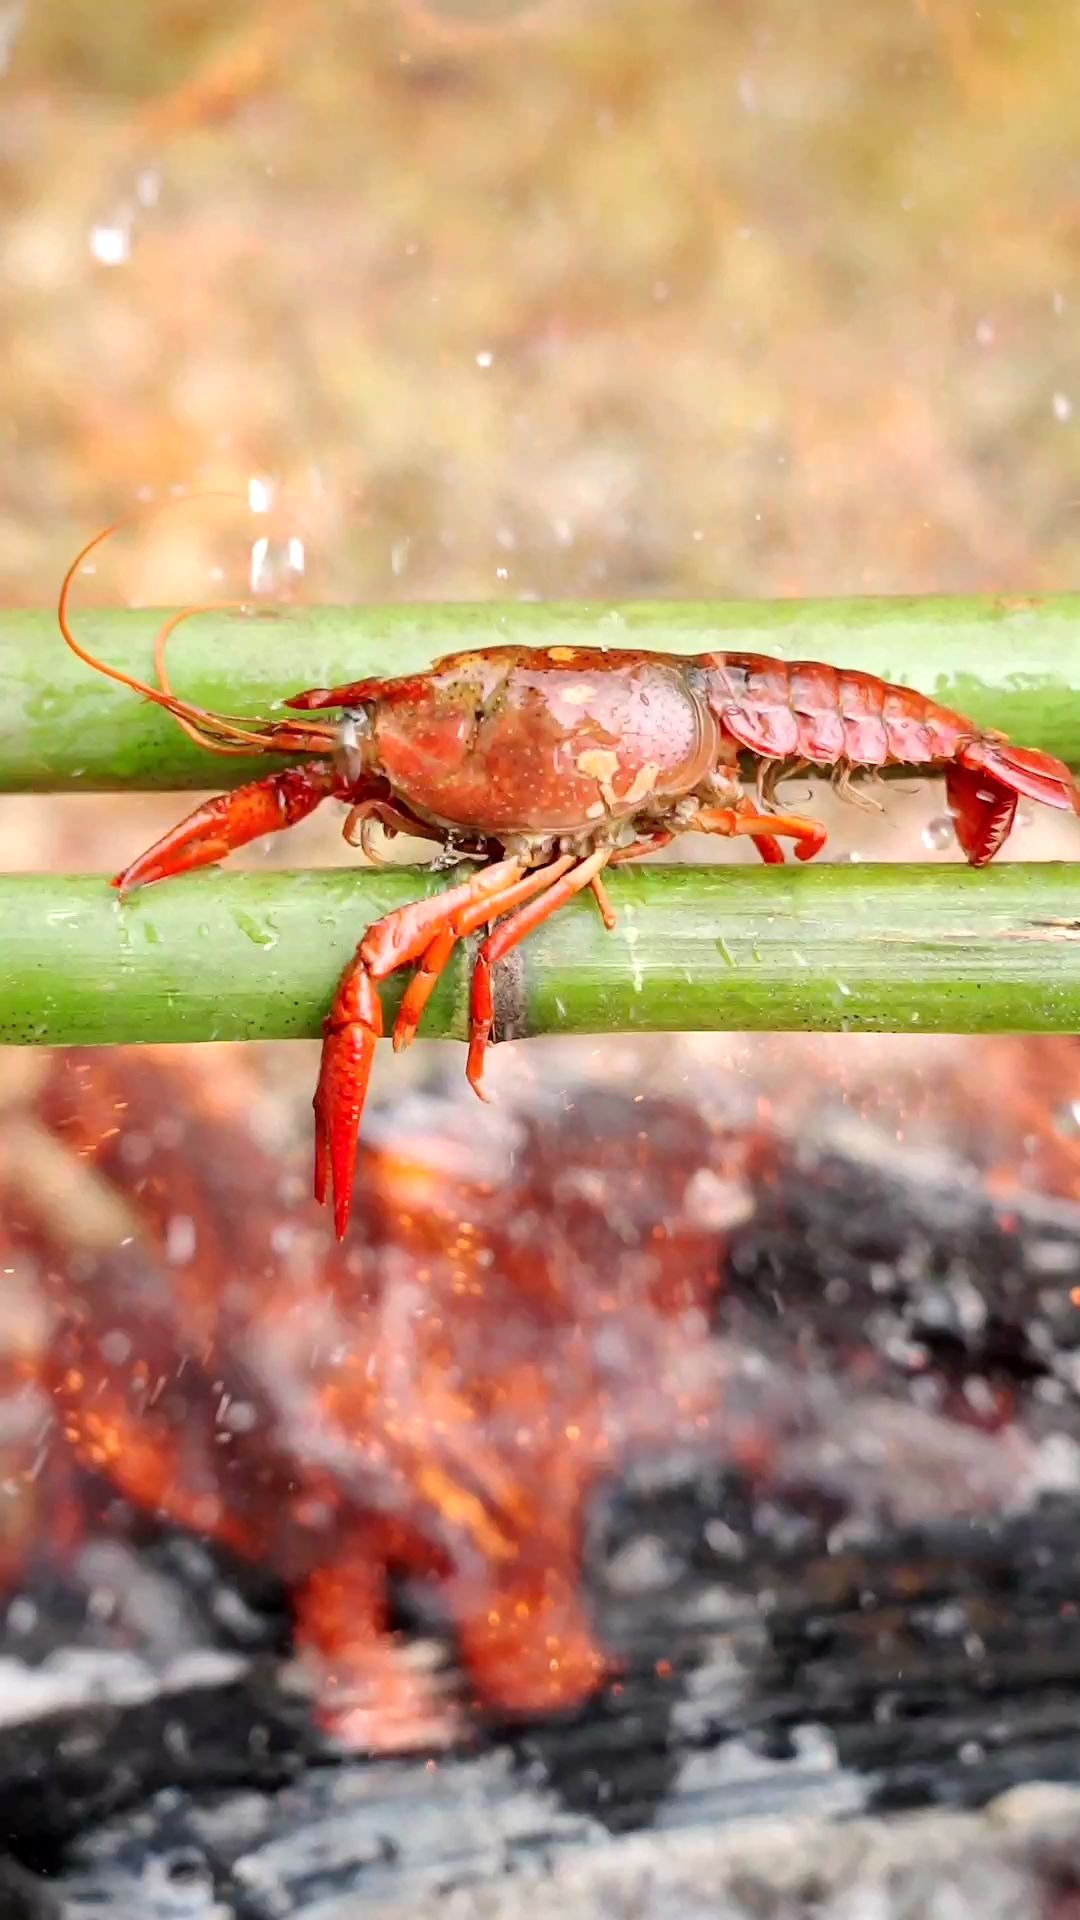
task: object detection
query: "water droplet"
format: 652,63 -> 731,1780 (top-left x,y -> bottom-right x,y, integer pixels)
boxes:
165,1215 -> 197,1264
248,474 -> 276,514
1054,1100 -> 1080,1137
974,317 -> 995,347
1052,391 -> 1074,423
475,349 -> 494,368
221,1400 -> 257,1434
922,815 -> 955,851
89,220 -> 131,266
737,70 -> 758,113
233,910 -> 278,948
249,534 -> 304,595
6,1596 -> 37,1637
135,166 -> 161,209
120,1130 -> 152,1167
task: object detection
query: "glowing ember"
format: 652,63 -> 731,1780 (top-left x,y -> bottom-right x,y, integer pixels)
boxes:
0,1051 -> 755,1748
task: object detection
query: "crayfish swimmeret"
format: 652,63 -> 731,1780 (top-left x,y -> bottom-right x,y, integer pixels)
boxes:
59,530 -> 1080,1237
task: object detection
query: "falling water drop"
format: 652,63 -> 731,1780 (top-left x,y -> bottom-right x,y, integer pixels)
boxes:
135,166 -> 162,209
249,534 -> 305,596
248,474 -> 276,515
89,218 -> 131,266
88,162 -> 164,268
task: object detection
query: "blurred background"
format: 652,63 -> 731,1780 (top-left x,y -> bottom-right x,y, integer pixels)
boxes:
0,0 -> 1076,1858
3,0 -> 1079,609
2,0 -> 1079,877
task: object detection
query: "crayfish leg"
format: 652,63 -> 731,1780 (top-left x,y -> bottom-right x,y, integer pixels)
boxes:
392,857 -> 572,1053
314,858 -> 533,1236
689,802 -> 827,863
113,761 -> 344,892
589,873 -> 618,929
467,848 -> 611,1101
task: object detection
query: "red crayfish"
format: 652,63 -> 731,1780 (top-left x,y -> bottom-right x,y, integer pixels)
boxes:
59,528 -> 1080,1238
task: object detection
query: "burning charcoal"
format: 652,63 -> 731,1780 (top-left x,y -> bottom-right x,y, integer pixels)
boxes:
0,1051 -> 753,1749
2,1028 -> 1080,1891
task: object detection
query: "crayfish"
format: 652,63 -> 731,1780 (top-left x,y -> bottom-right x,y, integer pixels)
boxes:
59,527 -> 1080,1238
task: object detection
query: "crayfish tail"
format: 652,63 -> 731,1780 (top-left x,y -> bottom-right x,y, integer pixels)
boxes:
961,737 -> 1080,814
948,739 -> 1080,865
945,763 -> 1017,866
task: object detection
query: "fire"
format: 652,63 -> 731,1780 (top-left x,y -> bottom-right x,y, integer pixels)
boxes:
3,1034 -> 1077,1748
0,1049 -> 756,1748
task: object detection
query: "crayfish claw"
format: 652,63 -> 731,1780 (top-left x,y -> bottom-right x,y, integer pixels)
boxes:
113,765 -> 343,893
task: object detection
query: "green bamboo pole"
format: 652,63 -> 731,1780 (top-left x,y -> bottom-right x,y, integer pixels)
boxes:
3,864 -> 1079,1048
5,593 -> 1080,790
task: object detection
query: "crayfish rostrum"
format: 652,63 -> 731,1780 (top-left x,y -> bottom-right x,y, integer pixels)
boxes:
59,527 -> 1080,1238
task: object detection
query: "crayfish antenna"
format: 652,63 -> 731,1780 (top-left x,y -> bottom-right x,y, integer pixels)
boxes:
57,506 -> 337,758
